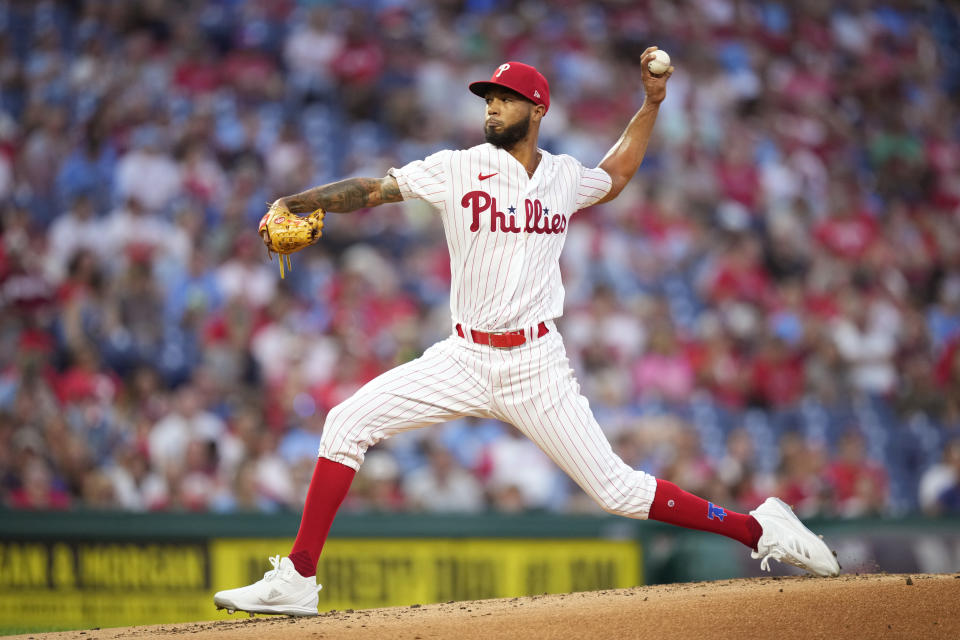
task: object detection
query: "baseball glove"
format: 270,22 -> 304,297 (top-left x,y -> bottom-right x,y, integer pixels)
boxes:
258,201 -> 325,279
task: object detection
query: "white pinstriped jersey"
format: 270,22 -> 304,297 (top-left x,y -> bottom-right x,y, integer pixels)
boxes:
388,143 -> 613,331
319,143 -> 658,520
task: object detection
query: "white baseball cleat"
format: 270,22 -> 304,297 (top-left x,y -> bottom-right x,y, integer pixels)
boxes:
213,555 -> 321,616
749,497 -> 841,577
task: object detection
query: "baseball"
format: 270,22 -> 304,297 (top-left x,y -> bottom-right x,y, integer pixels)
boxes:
648,49 -> 671,75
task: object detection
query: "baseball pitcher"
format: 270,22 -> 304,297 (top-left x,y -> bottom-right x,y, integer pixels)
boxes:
216,48 -> 839,617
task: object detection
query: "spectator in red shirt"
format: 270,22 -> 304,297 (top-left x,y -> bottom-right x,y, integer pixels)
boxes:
934,335 -> 960,425
690,322 -> 749,408
330,19 -> 385,120
715,136 -> 761,212
825,430 -> 889,517
706,234 -> 772,306
172,42 -> 222,96
223,42 -> 280,100
54,345 -> 117,407
813,186 -> 878,260
749,335 -> 805,409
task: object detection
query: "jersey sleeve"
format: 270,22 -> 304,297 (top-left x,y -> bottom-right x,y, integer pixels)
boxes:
387,149 -> 452,207
574,163 -> 614,211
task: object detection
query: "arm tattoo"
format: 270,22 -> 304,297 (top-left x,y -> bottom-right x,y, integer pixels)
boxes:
283,177 -> 403,214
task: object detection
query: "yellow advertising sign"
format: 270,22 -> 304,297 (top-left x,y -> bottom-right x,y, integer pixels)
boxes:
0,538 -> 641,630
212,538 -> 642,611
0,541 -> 211,629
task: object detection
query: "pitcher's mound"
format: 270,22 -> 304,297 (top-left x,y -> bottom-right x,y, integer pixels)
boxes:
12,573 -> 960,640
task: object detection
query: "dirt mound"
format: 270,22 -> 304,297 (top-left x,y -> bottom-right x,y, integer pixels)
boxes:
10,573 -> 959,640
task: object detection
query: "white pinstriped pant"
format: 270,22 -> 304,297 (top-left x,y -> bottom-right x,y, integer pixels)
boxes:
317,322 -> 657,518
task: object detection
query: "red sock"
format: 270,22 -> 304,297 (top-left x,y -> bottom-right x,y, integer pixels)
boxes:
648,479 -> 762,550
288,457 -> 356,577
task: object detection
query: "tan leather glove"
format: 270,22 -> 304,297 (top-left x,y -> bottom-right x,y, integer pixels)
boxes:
258,201 -> 325,279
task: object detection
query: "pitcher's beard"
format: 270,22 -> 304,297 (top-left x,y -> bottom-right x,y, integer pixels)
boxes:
485,118 -> 530,149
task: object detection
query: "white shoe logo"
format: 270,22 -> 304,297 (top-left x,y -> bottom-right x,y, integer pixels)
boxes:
267,588 -> 283,601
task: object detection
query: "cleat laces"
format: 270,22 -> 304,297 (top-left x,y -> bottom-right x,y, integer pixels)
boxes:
756,539 -> 812,572
257,555 -> 322,595
262,555 -> 284,581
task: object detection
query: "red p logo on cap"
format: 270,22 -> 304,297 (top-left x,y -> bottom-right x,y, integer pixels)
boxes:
469,61 -> 550,114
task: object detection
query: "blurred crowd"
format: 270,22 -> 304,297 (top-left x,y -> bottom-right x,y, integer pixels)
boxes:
2,0 -> 960,519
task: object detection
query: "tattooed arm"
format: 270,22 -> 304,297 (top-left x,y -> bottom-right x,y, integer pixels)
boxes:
277,176 -> 403,214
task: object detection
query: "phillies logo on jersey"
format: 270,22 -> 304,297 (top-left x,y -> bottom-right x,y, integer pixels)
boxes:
461,190 -> 567,235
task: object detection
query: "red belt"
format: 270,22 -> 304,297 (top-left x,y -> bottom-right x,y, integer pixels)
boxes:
456,322 -> 549,348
